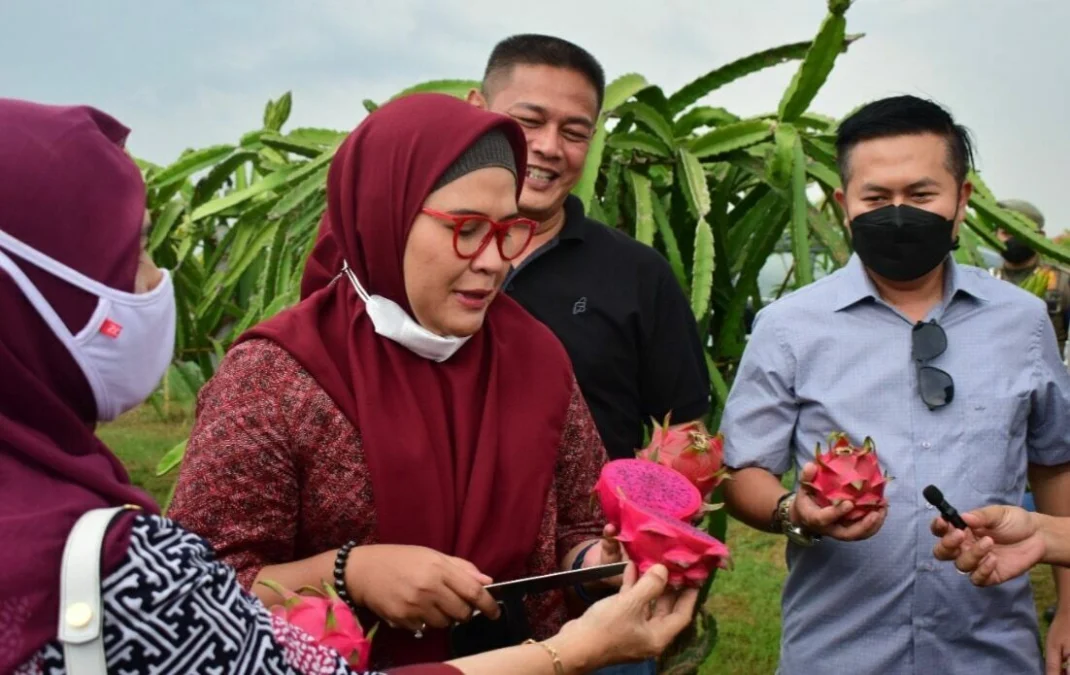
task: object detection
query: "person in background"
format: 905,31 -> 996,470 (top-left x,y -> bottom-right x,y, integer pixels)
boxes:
989,198 -> 1070,361
719,94 -> 1070,674
0,97 -> 697,675
167,93 -> 649,670
467,34 -> 710,464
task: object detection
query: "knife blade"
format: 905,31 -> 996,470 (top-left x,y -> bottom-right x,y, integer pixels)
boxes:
484,562 -> 628,600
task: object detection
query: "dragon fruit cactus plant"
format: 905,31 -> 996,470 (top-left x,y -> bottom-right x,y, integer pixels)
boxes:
260,579 -> 378,670
637,413 -> 729,499
803,432 -> 891,522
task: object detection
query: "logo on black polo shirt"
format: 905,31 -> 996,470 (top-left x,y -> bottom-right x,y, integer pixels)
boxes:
572,297 -> 588,315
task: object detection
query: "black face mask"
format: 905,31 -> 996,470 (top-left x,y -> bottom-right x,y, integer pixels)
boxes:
850,204 -> 957,282
1000,236 -> 1036,265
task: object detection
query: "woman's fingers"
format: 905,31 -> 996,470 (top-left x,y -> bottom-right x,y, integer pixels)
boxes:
653,588 -> 678,617
621,562 -> 639,592
931,516 -> 951,537
675,587 -> 699,618
933,528 -> 967,561
442,567 -> 500,620
627,565 -> 670,606
648,588 -> 699,646
417,605 -> 453,630
953,535 -> 993,575
971,553 -> 1000,587
447,556 -> 493,585
432,587 -> 478,624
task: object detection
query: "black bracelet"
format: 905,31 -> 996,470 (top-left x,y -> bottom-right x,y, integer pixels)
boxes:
571,541 -> 602,605
333,540 -> 360,613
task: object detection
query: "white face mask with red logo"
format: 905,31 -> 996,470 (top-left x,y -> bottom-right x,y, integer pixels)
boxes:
0,229 -> 175,421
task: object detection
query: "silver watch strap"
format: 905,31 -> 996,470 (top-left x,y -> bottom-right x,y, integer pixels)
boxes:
774,492 -> 795,530
58,506 -> 136,675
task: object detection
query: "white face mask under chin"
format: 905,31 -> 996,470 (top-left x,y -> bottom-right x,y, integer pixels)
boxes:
341,261 -> 470,363
0,229 -> 176,422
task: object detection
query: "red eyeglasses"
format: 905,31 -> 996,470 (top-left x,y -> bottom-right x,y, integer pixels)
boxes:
421,208 -> 537,261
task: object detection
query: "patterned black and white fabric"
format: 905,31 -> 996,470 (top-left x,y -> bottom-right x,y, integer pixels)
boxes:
15,515 -> 385,675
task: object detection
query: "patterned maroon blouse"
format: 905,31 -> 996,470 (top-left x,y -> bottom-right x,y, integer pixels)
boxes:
168,338 -> 609,644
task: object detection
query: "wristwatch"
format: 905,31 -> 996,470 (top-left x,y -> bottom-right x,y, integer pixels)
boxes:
773,492 -> 819,547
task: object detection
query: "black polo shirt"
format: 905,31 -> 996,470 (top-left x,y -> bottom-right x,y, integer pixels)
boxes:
505,195 -> 710,459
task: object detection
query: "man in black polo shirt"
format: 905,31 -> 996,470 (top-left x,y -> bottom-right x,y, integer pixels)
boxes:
467,34 -> 710,462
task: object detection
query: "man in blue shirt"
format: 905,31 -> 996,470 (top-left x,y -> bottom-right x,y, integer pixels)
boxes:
721,95 -> 1070,674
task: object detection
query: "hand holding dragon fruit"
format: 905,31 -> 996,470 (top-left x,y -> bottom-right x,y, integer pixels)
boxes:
802,432 -> 891,523
637,414 -> 729,499
260,579 -> 377,670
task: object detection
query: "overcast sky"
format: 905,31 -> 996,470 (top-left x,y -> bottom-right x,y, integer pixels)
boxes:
2,0 -> 1067,232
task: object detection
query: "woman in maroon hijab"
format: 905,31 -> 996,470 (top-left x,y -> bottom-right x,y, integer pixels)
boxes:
0,97 -> 696,675
168,93 -> 635,670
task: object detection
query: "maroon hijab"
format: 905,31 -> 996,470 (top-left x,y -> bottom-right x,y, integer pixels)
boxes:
0,99 -> 160,672
237,94 -> 576,666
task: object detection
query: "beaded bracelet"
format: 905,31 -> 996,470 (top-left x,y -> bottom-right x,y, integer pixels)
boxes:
333,540 -> 360,613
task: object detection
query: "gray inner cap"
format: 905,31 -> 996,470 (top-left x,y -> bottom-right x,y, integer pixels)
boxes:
432,128 -> 517,192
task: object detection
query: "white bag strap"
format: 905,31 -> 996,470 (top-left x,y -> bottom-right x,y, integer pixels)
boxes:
58,505 -> 138,675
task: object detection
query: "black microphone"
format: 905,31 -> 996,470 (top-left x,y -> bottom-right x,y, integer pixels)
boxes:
923,485 -> 968,530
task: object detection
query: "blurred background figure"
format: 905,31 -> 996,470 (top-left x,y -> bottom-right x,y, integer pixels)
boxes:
989,199 -> 1070,363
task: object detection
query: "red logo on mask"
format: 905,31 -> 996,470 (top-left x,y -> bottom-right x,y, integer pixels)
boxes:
100,319 -> 123,339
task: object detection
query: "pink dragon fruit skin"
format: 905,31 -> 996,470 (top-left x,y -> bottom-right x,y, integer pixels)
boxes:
637,415 -> 729,499
615,496 -> 731,589
594,458 -> 703,528
261,580 -> 377,670
803,432 -> 890,522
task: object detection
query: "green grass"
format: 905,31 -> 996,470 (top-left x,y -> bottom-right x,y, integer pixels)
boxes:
102,406 -> 1059,673
701,520 -> 785,674
97,405 -> 192,506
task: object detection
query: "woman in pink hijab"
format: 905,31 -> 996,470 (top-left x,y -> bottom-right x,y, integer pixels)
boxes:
0,97 -> 696,675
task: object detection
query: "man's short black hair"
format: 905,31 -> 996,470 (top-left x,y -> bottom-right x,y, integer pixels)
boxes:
482,34 -> 605,111
836,95 -> 975,187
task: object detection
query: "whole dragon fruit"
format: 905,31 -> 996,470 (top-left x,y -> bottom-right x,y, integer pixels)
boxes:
615,495 -> 731,588
637,414 -> 728,499
260,579 -> 377,670
595,458 -> 703,527
803,432 -> 890,522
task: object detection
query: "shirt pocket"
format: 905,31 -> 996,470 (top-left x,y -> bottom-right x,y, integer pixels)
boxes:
965,392 -> 1029,495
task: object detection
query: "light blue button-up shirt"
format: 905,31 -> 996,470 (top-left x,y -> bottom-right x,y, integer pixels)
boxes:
722,255 -> 1070,675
